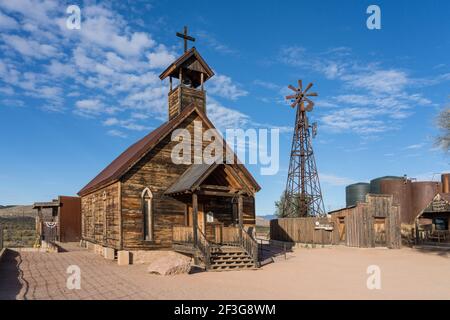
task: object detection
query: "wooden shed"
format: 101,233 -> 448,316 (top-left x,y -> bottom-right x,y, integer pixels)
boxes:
33,196 -> 81,243
329,194 -> 401,249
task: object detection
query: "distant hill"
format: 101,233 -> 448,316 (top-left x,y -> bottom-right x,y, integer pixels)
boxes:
258,214 -> 277,221
0,205 -> 38,218
255,214 -> 278,227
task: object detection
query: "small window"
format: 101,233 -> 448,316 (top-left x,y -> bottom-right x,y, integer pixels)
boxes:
434,218 -> 448,231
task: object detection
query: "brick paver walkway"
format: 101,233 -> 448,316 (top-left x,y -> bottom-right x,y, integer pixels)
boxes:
0,244 -> 155,300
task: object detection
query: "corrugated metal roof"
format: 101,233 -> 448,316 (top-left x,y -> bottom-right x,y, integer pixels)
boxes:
78,105 -> 260,196
78,104 -> 199,196
165,163 -> 216,195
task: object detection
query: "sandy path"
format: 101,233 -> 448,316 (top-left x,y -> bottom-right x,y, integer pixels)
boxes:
1,245 -> 449,300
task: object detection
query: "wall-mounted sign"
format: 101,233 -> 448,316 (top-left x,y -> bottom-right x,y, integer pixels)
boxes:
206,211 -> 214,223
314,221 -> 334,231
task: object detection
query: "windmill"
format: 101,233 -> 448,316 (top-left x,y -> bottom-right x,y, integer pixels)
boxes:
282,80 -> 326,217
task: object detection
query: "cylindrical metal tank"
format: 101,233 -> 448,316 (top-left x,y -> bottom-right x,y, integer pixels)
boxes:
442,173 -> 450,193
380,179 -> 412,224
370,176 -> 404,194
346,183 -> 370,207
411,181 -> 441,223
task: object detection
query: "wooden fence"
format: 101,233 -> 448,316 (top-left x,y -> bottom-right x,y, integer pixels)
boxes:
270,217 -> 339,245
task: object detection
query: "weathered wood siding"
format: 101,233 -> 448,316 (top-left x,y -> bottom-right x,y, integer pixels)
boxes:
330,194 -> 401,249
168,86 -> 206,119
120,112 -> 256,250
270,217 -> 338,244
81,182 -> 120,249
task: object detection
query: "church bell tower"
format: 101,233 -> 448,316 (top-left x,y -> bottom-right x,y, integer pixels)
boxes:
159,26 -> 214,120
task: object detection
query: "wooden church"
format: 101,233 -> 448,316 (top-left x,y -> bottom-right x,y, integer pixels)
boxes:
78,30 -> 261,270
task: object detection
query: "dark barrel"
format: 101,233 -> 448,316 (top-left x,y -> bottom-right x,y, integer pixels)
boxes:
346,182 -> 370,207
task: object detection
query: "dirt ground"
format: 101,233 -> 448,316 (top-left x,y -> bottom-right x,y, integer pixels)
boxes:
1,244 -> 449,300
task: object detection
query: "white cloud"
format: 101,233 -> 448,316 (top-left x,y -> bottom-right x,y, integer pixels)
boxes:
107,129 -> 127,138
404,143 -> 424,150
0,0 -> 58,26
1,98 -> 24,107
75,99 -> 115,117
0,10 -> 19,29
343,70 -> 409,94
208,74 -> 248,100
71,5 -> 155,57
103,117 -> 150,132
0,86 -> 14,95
278,46 -> 437,136
196,30 -> 237,55
2,34 -> 59,59
207,100 -> 250,130
253,80 -> 281,91
147,44 -> 175,69
320,173 -> 355,186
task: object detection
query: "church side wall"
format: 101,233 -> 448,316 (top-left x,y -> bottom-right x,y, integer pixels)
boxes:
120,113 -> 201,250
81,182 -> 121,249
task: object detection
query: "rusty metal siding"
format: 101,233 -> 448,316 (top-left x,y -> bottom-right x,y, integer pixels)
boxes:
442,173 -> 450,194
411,182 -> 441,225
58,196 -> 81,242
380,179 -> 413,224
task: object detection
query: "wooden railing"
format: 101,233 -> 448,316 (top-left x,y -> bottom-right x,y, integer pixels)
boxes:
173,226 -> 194,244
196,227 -> 211,269
238,225 -> 259,266
173,225 -> 259,268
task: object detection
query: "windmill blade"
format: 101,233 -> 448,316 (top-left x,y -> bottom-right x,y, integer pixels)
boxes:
305,97 -> 314,111
290,99 -> 299,108
288,84 -> 298,92
304,82 -> 313,93
285,94 -> 297,100
306,92 -> 318,97
298,79 -> 303,92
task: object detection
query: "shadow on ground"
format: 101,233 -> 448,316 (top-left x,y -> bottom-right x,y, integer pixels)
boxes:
0,250 -> 26,300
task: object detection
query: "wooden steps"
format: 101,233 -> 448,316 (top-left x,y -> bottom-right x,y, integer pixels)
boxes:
173,244 -> 258,272
209,246 -> 257,271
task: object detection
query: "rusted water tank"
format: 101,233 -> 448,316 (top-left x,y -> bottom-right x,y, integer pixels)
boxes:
370,176 -> 404,194
411,181 -> 441,222
442,173 -> 450,193
346,182 -> 370,207
380,179 -> 412,224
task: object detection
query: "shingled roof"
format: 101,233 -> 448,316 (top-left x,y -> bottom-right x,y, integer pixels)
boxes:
78,104 -> 260,196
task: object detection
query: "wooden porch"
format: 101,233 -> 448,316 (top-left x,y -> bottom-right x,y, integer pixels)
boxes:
172,224 -> 259,271
165,163 -> 260,270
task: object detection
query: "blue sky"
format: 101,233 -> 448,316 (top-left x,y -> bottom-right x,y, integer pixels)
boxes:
0,0 -> 449,214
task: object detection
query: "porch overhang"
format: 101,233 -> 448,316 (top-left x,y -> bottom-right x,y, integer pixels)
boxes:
164,163 -> 253,197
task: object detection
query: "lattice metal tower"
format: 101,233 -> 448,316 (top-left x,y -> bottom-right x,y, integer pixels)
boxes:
282,80 -> 326,217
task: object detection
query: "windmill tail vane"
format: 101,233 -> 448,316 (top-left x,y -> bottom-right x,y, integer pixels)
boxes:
282,80 -> 326,217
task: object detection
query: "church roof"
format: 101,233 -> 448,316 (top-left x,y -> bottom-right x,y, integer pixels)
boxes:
165,163 -> 216,195
78,104 -> 260,196
159,47 -> 214,83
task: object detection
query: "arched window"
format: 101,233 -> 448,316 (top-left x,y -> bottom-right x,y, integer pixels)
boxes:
142,188 -> 153,241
